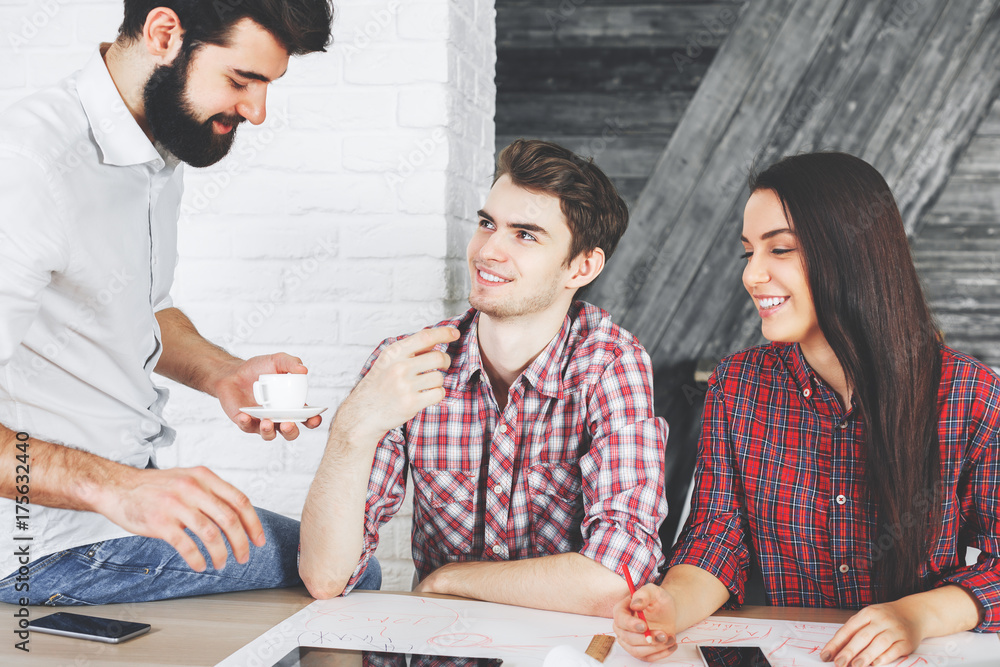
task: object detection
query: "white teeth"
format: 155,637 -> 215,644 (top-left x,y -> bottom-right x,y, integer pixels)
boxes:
760,297 -> 787,309
479,270 -> 507,283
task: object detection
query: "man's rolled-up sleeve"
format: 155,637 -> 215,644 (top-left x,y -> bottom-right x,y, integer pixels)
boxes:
578,344 -> 668,586
341,336 -> 411,594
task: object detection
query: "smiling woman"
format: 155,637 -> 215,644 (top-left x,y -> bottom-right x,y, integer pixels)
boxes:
612,152 -> 1000,667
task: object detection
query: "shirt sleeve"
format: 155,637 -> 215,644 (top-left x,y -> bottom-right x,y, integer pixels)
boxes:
935,381 -> 1000,631
667,370 -> 751,605
342,336 -> 411,594
578,343 -> 668,586
0,150 -> 69,366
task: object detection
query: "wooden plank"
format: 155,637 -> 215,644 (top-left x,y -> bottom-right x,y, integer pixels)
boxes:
497,3 -> 741,49
934,311 -> 1000,338
979,97 -> 1000,134
586,0 -> 794,318
918,215 -> 1000,239
495,91 -> 690,135
495,134 -> 668,178
924,175 -> 1000,218
873,1 -> 1000,235
954,136 -> 1000,177
496,47 -> 711,93
600,0 -> 852,361
914,250 -> 1000,265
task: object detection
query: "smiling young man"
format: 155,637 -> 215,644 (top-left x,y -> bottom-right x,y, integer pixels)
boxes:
300,139 -> 668,616
0,1 -> 384,606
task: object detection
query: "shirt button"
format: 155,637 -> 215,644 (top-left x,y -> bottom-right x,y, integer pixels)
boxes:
803,388 -> 812,398
498,424 -> 507,434
836,495 -> 847,505
493,484 -> 503,495
492,545 -> 502,555
839,564 -> 850,573
839,422 -> 849,429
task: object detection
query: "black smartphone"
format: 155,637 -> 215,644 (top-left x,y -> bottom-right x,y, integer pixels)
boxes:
699,645 -> 772,667
27,611 -> 151,644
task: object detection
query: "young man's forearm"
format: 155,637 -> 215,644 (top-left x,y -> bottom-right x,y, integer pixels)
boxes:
154,307 -> 241,395
659,564 -> 732,632
416,552 -> 630,617
299,420 -> 380,599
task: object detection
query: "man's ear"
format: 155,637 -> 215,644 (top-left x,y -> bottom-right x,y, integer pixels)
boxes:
565,247 -> 606,290
143,8 -> 185,65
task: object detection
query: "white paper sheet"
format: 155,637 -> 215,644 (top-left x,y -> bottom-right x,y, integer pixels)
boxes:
217,593 -> 1000,667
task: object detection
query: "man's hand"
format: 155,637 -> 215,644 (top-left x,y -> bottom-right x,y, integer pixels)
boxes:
335,327 -> 458,443
92,465 -> 265,572
613,584 -> 679,661
213,353 -> 320,441
821,601 -> 923,667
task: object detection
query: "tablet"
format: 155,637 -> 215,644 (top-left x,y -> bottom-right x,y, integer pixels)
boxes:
274,647 -> 503,667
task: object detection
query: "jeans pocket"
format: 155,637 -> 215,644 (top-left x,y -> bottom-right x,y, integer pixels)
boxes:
43,593 -> 94,606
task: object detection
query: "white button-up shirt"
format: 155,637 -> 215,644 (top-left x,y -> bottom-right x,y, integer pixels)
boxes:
0,48 -> 183,580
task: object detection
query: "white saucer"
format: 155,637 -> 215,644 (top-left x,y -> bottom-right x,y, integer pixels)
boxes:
240,406 -> 328,423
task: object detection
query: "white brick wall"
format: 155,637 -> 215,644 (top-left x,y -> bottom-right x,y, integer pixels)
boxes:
1,0 -> 497,593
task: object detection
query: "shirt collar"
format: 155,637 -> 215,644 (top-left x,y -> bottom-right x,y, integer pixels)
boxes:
778,342 -> 852,418
77,46 -> 165,169
454,307 -> 576,401
779,343 -> 815,396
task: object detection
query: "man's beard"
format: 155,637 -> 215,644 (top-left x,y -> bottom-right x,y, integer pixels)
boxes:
468,281 -> 560,321
143,47 -> 244,168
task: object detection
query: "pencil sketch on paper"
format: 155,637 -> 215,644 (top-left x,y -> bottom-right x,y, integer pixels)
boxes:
216,595 -> 1000,667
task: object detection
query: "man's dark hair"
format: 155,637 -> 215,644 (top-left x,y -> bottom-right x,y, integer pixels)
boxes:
495,139 -> 629,262
118,0 -> 333,56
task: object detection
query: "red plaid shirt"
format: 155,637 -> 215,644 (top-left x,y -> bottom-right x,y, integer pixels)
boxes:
345,301 -> 668,591
669,342 -> 1000,631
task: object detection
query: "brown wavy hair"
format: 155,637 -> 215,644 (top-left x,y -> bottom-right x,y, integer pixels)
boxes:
495,139 -> 629,263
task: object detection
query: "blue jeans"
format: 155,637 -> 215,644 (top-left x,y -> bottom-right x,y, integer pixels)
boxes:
0,508 -> 381,605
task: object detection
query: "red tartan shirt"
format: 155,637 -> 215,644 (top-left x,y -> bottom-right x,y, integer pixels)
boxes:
344,301 -> 668,591
669,342 -> 1000,631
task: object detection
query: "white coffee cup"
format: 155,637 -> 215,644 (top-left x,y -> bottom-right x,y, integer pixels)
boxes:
252,374 -> 308,409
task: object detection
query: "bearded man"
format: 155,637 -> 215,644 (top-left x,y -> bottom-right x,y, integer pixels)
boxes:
0,0 -> 382,605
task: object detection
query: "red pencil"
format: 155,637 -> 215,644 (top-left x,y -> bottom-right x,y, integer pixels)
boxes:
623,566 -> 654,644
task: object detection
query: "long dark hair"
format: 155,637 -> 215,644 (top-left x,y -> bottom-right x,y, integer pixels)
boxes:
750,152 -> 942,602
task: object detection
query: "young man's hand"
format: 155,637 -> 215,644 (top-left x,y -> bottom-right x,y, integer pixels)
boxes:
334,326 -> 459,444
213,353 -> 321,441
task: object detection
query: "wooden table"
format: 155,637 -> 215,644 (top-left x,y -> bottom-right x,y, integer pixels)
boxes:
0,588 -> 855,666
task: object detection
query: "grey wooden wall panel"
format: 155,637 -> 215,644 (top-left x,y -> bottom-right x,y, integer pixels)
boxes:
497,3 -> 738,49
588,0 -> 1000,370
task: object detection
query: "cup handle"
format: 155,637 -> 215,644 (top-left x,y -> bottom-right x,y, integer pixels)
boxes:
253,381 -> 264,407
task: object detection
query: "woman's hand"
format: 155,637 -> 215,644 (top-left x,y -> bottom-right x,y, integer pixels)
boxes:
612,583 -> 679,662
821,600 -> 923,667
